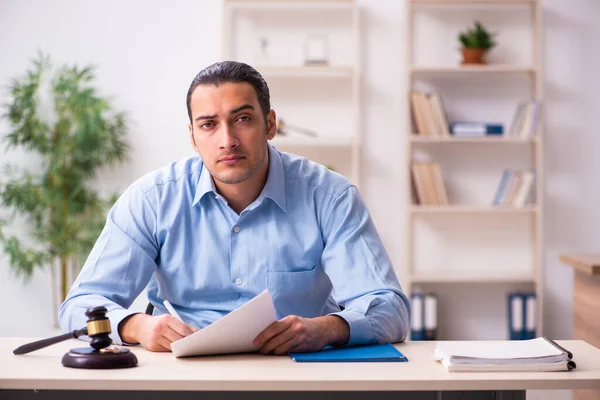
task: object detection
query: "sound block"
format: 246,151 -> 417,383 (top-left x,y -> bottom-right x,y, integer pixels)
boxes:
62,346 -> 138,369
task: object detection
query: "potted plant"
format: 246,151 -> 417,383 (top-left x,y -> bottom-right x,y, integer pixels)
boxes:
0,54 -> 129,326
458,21 -> 497,65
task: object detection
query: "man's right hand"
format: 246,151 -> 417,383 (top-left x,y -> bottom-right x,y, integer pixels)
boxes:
118,314 -> 198,352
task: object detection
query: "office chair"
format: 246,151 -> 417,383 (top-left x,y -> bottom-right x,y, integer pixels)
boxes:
145,302 -> 154,315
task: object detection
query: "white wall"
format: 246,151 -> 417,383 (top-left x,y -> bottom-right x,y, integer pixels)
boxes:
0,0 -> 598,365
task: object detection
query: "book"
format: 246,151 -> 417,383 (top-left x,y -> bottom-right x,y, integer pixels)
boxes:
423,293 -> 438,341
492,169 -> 536,207
508,292 -> 525,340
410,292 -> 425,340
410,91 -> 451,137
450,122 -> 503,136
433,337 -> 576,372
411,162 -> 448,206
290,343 -> 408,362
507,99 -> 542,138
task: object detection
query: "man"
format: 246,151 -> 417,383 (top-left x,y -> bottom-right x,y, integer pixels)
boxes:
59,61 -> 410,354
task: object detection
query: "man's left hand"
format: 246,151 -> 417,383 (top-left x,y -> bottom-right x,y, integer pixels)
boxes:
254,315 -> 350,355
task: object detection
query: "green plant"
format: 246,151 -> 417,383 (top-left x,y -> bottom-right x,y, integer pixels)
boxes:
0,53 -> 129,321
458,21 -> 497,50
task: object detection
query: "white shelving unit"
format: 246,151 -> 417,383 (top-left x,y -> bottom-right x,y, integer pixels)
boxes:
405,0 -> 544,340
222,0 -> 362,187
410,65 -> 536,74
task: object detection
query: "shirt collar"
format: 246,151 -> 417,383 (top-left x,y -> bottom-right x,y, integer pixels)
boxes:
191,144 -> 287,212
192,162 -> 218,207
260,144 -> 287,212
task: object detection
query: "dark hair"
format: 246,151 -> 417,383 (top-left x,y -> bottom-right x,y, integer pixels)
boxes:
186,61 -> 271,123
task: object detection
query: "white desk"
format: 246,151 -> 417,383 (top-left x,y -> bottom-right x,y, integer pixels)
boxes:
2,338 -> 600,399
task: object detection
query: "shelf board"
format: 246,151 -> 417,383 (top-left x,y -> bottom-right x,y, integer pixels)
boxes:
270,136 -> 354,147
256,66 -> 354,79
410,136 -> 536,144
410,273 -> 536,284
410,0 -> 536,4
226,0 -> 354,11
410,205 -> 538,214
410,65 -> 536,74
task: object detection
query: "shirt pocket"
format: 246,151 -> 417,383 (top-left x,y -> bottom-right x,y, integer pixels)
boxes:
266,265 -> 330,319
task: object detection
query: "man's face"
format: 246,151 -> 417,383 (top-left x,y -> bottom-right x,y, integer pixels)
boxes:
188,82 -> 276,185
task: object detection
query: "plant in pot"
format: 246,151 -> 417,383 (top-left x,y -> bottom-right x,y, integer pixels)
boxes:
458,21 -> 497,65
0,53 -> 129,326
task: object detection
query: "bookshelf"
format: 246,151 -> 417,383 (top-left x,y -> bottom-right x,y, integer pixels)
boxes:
411,272 -> 535,284
410,65 -> 536,74
410,205 -> 538,214
222,0 -> 361,187
410,136 -> 536,144
405,0 -> 543,340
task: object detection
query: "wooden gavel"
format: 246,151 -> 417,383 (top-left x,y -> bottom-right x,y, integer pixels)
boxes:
13,306 -> 112,355
13,306 -> 137,369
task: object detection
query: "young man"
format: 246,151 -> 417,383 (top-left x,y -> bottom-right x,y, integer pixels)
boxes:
59,61 -> 410,354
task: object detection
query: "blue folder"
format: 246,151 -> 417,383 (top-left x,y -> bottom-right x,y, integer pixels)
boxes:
290,343 -> 408,362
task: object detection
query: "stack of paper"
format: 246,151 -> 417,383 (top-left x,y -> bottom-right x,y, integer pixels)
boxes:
433,337 -> 576,372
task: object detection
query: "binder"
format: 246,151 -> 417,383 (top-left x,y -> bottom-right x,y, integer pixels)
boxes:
434,337 -> 576,372
410,292 -> 425,341
543,337 -> 574,361
423,293 -> 438,341
508,293 -> 524,340
290,343 -> 408,363
525,293 -> 537,339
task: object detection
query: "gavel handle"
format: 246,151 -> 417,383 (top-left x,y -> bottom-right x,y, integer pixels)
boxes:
13,328 -> 88,355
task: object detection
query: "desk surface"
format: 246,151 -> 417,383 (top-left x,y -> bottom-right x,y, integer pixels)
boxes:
2,338 -> 600,391
560,253 -> 600,276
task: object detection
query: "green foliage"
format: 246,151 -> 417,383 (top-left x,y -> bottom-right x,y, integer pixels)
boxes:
0,53 -> 129,298
458,21 -> 497,50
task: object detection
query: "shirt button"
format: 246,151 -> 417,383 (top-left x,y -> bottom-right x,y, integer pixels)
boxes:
234,226 -> 240,233
235,278 -> 243,285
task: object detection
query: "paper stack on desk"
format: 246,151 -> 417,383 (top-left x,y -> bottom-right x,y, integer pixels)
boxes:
433,337 -> 576,372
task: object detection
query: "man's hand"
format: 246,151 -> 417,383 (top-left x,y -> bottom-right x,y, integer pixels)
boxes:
119,314 -> 198,352
253,315 -> 350,355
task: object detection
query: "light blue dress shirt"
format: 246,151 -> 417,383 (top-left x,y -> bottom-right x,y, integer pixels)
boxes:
59,145 -> 410,346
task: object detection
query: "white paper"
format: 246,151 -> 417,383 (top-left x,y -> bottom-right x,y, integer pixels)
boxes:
433,338 -> 574,372
444,360 -> 572,372
170,289 -> 277,358
434,338 -> 565,362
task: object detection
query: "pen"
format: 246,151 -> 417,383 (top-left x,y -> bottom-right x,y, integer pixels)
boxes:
163,300 -> 184,323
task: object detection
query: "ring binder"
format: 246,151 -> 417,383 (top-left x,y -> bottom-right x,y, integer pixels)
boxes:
542,337 -> 574,360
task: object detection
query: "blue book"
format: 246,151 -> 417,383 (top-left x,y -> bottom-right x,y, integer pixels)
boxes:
508,293 -> 525,340
290,343 -> 408,363
410,292 -> 425,341
492,169 -> 511,205
524,293 -> 537,340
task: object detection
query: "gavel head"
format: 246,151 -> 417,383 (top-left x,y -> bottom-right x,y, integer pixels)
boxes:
85,306 -> 113,350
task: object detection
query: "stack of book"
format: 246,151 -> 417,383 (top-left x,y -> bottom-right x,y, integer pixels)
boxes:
411,162 -> 448,205
410,92 -> 541,139
492,169 -> 536,207
507,99 -> 541,138
434,337 -> 576,372
410,91 -> 450,137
